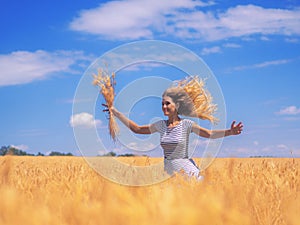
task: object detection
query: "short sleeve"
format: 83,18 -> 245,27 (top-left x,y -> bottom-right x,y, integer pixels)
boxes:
149,120 -> 165,134
184,119 -> 195,134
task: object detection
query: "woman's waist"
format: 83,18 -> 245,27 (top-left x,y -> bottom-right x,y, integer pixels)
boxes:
164,156 -> 190,160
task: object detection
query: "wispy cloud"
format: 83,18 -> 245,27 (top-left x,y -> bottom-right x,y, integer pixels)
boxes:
0,50 -> 92,86
276,106 -> 300,115
70,112 -> 102,128
260,36 -> 270,41
223,43 -> 241,48
202,43 -> 241,56
232,59 -> 292,71
11,144 -> 29,151
70,2 -> 300,41
98,47 -> 199,72
285,38 -> 299,43
220,142 -> 296,157
282,117 -> 300,121
121,61 -> 166,71
254,59 -> 292,68
127,142 -> 157,151
201,46 -> 221,55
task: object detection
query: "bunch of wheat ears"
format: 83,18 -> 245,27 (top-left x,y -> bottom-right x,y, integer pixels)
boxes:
93,68 -> 118,140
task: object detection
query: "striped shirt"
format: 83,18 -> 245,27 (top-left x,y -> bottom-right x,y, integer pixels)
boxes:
151,119 -> 202,179
152,119 -> 194,159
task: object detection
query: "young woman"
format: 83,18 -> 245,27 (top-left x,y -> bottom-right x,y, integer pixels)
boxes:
103,76 -> 243,180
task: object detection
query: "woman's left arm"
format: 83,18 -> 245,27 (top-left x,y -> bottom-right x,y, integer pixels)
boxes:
192,121 -> 243,139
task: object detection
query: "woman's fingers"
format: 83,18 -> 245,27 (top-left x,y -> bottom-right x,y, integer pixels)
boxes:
230,121 -> 244,135
102,103 -> 110,113
231,121 -> 236,129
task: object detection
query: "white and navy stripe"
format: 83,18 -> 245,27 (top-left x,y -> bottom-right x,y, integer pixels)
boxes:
152,119 -> 202,179
153,119 -> 193,159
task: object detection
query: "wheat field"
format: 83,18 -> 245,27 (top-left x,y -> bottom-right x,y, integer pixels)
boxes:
0,156 -> 299,225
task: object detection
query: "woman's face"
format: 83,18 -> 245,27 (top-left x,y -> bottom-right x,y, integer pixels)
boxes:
162,96 -> 177,116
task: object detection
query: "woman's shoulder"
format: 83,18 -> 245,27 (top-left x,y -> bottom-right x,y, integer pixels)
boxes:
182,118 -> 195,123
154,119 -> 167,124
152,119 -> 167,128
181,118 -> 196,127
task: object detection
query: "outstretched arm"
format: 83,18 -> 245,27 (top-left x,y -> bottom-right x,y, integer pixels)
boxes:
104,105 -> 152,134
192,121 -> 243,139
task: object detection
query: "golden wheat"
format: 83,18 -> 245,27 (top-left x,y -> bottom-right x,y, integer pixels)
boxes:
0,156 -> 299,225
93,68 -> 118,140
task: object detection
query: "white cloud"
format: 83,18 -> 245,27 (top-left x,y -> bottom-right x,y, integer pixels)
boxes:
70,2 -> 300,41
70,112 -> 101,128
99,50 -> 199,72
282,117 -> 300,121
209,5 -> 300,41
121,61 -> 165,71
260,144 -> 292,156
0,50 -> 92,86
70,0 -> 215,40
219,146 -> 257,157
254,59 -> 292,68
127,142 -> 157,151
277,144 -> 289,150
201,46 -> 221,55
285,38 -> 299,43
276,106 -> 300,115
11,144 -> 29,151
260,36 -> 270,41
223,43 -> 241,48
233,58 -> 292,71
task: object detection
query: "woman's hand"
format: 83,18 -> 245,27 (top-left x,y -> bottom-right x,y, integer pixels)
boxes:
102,104 -> 118,117
102,103 -> 109,112
229,121 -> 243,135
102,103 -> 151,134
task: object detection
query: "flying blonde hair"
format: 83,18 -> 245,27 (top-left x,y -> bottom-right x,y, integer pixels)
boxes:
163,76 -> 218,123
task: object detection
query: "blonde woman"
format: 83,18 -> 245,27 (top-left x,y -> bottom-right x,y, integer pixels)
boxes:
103,76 -> 243,180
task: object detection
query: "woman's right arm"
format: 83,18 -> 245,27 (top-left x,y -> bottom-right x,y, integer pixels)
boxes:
110,107 -> 152,134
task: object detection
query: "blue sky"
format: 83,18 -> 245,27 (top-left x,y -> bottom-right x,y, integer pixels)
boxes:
1,0 -> 300,157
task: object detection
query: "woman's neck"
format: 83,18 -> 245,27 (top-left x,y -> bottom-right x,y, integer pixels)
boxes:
167,115 -> 181,126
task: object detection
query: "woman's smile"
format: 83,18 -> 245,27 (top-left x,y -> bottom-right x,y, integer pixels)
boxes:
162,96 -> 177,116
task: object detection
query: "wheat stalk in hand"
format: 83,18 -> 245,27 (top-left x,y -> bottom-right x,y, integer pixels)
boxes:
92,68 -> 118,140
